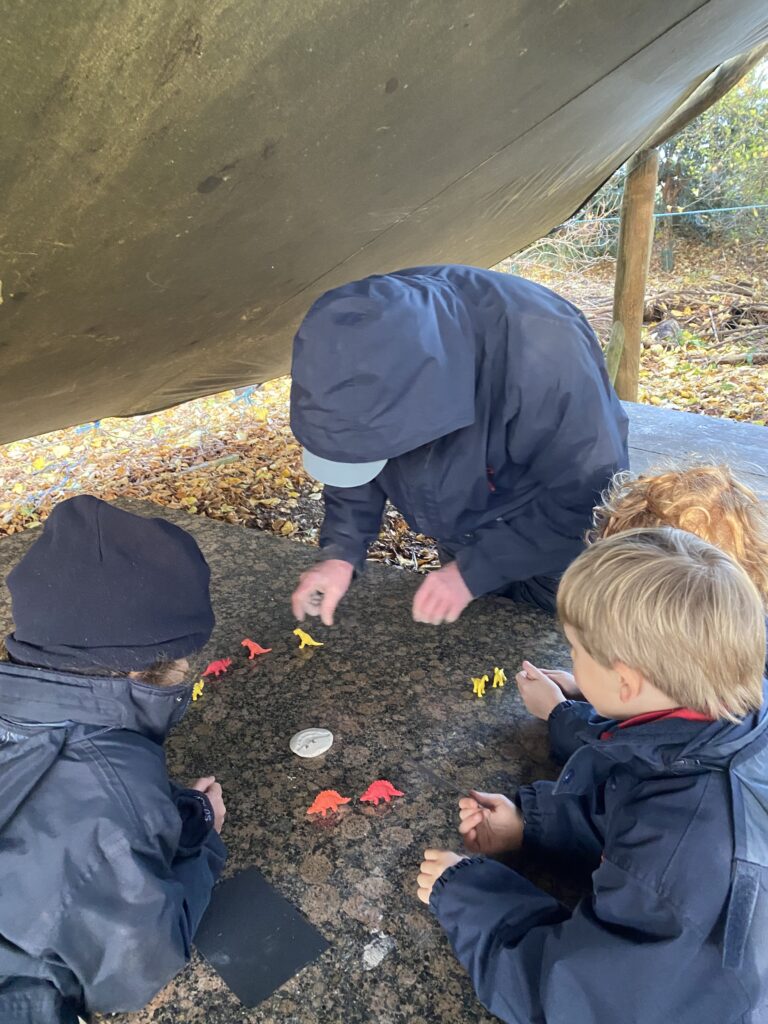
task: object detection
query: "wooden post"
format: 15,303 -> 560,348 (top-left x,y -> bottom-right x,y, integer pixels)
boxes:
612,148 -> 659,401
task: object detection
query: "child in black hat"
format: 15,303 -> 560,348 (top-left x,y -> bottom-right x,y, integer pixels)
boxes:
0,495 -> 226,1024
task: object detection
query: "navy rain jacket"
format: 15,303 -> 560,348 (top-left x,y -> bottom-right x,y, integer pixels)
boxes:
431,696 -> 768,1024
291,266 -> 629,596
0,663 -> 226,1023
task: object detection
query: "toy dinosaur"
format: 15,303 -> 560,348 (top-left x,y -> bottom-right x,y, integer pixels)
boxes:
472,674 -> 488,698
192,679 -> 205,702
493,666 -> 507,688
203,657 -> 232,678
306,789 -> 351,816
293,627 -> 324,650
359,780 -> 405,806
241,638 -> 272,659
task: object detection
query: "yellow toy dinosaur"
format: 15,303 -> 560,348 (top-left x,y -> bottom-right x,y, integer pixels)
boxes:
493,667 -> 507,688
293,627 -> 324,650
471,674 -> 488,698
192,679 -> 205,702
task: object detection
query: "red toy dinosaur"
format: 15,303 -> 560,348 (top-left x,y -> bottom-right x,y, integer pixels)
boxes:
359,780 -> 405,806
241,639 -> 272,659
202,657 -> 232,678
307,790 -> 351,817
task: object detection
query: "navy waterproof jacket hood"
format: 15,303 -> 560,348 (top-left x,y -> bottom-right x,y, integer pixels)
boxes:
432,696 -> 768,1023
0,662 -> 225,1023
291,266 -> 629,595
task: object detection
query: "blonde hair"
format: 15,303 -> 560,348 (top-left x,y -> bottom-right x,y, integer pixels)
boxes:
590,465 -> 768,607
558,528 -> 765,721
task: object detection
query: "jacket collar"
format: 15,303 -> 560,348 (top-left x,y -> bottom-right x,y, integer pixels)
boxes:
0,661 -> 191,742
558,690 -> 768,793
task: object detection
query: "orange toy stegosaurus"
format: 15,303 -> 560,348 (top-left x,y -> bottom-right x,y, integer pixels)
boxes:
359,780 -> 405,806
307,789 -> 351,817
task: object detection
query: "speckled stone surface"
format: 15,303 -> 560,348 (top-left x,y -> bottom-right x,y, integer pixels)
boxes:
0,500 -> 569,1024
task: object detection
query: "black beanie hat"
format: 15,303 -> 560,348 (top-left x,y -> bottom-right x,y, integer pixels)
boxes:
6,495 -> 215,673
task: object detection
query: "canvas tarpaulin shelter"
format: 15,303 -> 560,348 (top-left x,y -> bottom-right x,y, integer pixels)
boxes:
1,0 -> 767,443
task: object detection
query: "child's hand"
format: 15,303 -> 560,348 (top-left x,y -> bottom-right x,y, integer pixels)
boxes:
193,776 -> 227,833
416,849 -> 466,904
516,660 -> 568,720
541,669 -> 580,698
458,791 -> 524,854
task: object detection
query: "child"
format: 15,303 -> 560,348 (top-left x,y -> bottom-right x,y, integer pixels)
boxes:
0,496 -> 226,1024
591,464 -> 768,599
417,528 -> 768,1024
517,464 -> 768,759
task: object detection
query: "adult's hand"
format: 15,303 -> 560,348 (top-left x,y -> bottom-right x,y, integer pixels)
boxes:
291,559 -> 354,626
412,562 -> 473,625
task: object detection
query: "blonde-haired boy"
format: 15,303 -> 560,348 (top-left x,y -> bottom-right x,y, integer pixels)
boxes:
417,529 -> 768,1024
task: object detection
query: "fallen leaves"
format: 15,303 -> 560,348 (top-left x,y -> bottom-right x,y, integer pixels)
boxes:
638,342 -> 767,425
0,241 -> 763,563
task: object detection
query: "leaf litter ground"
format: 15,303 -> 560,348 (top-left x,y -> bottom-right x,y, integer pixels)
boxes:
0,242 -> 764,570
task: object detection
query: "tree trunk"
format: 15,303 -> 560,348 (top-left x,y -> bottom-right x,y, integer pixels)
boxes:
613,148 -> 660,401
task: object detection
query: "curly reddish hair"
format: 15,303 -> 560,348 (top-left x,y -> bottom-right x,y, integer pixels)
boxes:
590,465 -> 768,606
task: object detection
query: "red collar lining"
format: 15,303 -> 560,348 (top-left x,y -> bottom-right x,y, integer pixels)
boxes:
601,707 -> 713,740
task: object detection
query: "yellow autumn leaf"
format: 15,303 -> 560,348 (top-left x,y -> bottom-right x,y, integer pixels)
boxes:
33,456 -> 47,470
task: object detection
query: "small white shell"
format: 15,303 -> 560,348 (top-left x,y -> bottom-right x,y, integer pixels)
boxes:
289,727 -> 334,758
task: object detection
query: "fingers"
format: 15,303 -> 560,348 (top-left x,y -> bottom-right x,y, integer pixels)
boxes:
319,587 -> 341,627
294,562 -> 352,624
444,603 -> 462,624
463,828 -> 480,852
545,670 -> 579,696
469,790 -> 504,809
516,670 -> 538,702
413,582 -> 450,625
292,567 -> 328,619
520,660 -> 547,682
459,800 -> 481,822
192,776 -> 215,792
416,855 -> 440,904
412,566 -> 472,625
458,810 -> 485,835
413,577 -> 440,624
412,583 -> 432,623
291,576 -> 315,620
